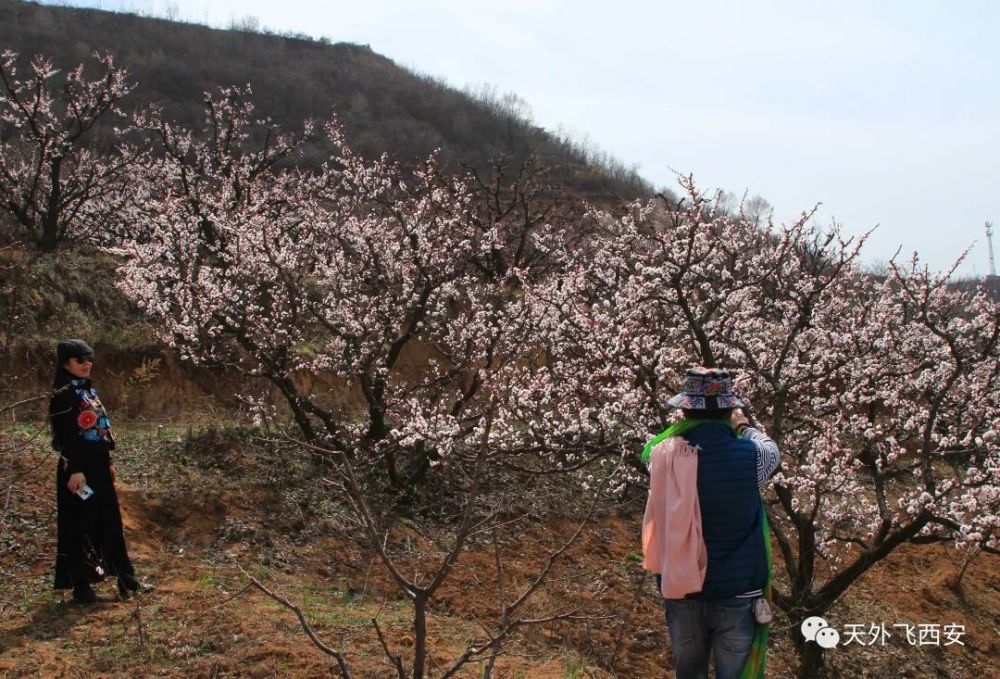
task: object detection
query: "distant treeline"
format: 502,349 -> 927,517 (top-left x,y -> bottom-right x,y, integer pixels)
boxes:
0,0 -> 654,202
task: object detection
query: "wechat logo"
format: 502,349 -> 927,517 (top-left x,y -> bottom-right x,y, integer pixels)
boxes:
801,616 -> 840,649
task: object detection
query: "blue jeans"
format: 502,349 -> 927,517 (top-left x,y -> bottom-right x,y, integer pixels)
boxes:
664,597 -> 755,679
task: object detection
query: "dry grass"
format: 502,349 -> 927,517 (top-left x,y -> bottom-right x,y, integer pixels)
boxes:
0,423 -> 996,678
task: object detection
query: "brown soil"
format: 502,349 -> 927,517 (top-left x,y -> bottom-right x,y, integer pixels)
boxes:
0,428 -> 997,678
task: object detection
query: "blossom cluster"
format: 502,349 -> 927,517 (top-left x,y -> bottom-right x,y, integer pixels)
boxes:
108,88 -> 999,606
0,49 -> 134,249
520,179 -> 999,610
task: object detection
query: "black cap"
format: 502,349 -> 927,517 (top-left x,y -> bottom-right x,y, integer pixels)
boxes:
57,339 -> 95,365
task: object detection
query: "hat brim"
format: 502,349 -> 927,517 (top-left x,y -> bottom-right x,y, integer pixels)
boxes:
667,393 -> 744,410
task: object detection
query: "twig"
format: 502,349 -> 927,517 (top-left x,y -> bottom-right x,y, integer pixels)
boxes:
359,553 -> 376,605
441,609 -> 612,679
235,564 -> 353,678
131,589 -> 148,654
286,435 -> 417,597
499,449 -> 611,475
439,453 -> 626,679
1,434 -> 16,537
609,569 -> 646,671
947,545 -> 982,593
0,389 -> 64,418
481,528 -> 506,679
465,512 -> 533,540
215,581 -> 254,607
371,615 -> 406,679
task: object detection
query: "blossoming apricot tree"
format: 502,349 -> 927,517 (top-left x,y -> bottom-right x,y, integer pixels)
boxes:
118,87 -> 564,488
116,88 -> 606,678
524,181 -> 1000,676
0,49 -> 134,250
112,83 -> 999,679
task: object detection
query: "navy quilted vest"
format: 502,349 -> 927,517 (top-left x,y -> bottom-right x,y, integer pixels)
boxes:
683,423 -> 767,598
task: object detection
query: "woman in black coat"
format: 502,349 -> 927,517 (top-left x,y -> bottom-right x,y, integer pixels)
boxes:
49,339 -> 139,603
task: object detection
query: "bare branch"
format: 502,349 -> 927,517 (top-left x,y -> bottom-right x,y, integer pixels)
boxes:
371,615 -> 406,679
234,565 -> 353,679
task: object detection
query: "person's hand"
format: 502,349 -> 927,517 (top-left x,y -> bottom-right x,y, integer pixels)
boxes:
67,472 -> 87,494
110,464 -> 117,484
731,408 -> 750,433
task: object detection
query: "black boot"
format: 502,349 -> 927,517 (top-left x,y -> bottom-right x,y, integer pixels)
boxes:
72,582 -> 98,604
117,573 -> 140,600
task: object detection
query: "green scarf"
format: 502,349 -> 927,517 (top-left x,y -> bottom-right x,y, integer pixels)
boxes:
738,504 -> 772,679
641,420 -> 772,679
640,419 -> 735,464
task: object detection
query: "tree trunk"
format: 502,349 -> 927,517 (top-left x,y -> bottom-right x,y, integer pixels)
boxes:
785,603 -> 831,679
385,445 -> 403,489
797,639 -> 826,678
39,157 -> 63,252
38,226 -> 59,252
269,373 -> 318,442
781,597 -> 832,679
412,595 -> 427,679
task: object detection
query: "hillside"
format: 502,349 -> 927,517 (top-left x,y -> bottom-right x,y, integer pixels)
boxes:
0,0 -> 651,203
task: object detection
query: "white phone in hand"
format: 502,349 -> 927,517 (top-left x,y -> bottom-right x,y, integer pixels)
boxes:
76,484 -> 94,500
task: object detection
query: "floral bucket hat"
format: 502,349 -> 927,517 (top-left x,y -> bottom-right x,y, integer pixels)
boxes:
666,367 -> 744,411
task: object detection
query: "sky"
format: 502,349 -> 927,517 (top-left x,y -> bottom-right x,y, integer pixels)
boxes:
45,0 -> 1000,278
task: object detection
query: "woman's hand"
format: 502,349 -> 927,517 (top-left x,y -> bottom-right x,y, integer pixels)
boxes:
110,464 -> 117,483
67,472 -> 87,494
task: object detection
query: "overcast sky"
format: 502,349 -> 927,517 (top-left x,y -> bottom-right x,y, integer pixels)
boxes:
47,0 -> 1000,277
